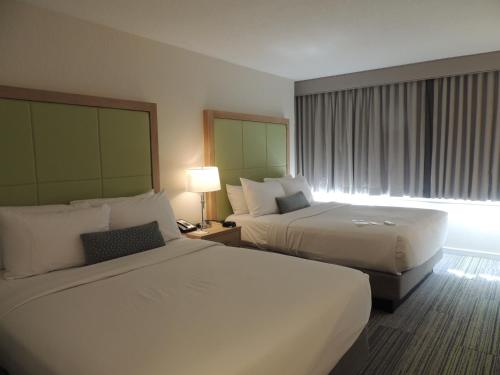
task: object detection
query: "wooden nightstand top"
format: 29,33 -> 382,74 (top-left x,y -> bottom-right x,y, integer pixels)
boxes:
185,222 -> 240,239
184,222 -> 241,246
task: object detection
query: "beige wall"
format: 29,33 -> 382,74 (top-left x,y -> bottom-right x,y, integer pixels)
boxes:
296,50 -> 500,95
0,0 -> 294,222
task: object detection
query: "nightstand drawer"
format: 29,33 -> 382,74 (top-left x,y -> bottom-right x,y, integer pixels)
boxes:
184,222 -> 241,246
206,230 -> 241,247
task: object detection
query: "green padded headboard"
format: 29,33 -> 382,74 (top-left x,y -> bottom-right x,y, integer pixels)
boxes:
0,85 -> 160,206
204,110 -> 289,220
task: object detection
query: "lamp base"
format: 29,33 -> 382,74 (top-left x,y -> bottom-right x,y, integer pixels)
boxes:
199,193 -> 209,232
199,220 -> 211,230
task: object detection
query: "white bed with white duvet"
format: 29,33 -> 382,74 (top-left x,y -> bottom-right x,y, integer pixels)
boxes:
228,201 -> 448,275
0,192 -> 371,375
226,176 -> 448,311
0,240 -> 371,375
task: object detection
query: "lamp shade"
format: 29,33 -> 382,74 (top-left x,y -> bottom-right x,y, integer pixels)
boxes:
186,167 -> 221,193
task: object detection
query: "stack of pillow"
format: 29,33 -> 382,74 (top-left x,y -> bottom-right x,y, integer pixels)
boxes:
227,175 -> 314,217
0,191 -> 181,280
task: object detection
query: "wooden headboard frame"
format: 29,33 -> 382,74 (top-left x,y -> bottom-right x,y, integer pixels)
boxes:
203,110 -> 289,220
0,85 -> 160,194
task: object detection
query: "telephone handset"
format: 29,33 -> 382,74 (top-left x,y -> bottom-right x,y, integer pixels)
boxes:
176,219 -> 197,233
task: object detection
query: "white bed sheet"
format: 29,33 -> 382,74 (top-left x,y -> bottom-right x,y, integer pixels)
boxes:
227,213 -> 274,248
227,202 -> 448,274
0,238 -> 370,375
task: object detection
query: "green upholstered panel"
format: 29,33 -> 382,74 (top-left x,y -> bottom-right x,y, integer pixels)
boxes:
212,118 -> 287,220
38,180 -> 102,205
31,102 -> 101,182
267,123 -> 287,167
241,168 -> 268,181
242,121 -> 266,168
0,99 -> 36,187
0,185 -> 37,206
99,109 -> 151,178
0,98 -> 154,206
102,176 -> 152,198
266,166 -> 287,178
214,119 -> 243,170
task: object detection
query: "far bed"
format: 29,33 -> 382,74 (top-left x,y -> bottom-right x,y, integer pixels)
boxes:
204,109 -> 448,312
228,201 -> 447,311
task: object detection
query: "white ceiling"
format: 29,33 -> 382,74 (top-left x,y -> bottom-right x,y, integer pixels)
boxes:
21,0 -> 500,80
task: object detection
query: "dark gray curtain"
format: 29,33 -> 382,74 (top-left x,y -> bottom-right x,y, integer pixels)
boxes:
296,81 -> 427,196
430,71 -> 500,200
295,70 -> 500,201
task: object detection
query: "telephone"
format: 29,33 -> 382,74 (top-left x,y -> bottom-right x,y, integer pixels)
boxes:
176,219 -> 197,233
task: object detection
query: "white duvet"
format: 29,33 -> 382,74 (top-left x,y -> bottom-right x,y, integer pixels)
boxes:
228,202 -> 448,274
0,238 -> 370,375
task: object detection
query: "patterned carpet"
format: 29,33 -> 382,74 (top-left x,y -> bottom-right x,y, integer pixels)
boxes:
360,253 -> 500,375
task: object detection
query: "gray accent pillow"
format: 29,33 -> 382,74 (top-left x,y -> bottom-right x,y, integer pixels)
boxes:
81,221 -> 165,264
275,191 -> 311,214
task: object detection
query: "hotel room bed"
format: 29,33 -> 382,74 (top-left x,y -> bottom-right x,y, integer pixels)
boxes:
0,88 -> 371,375
203,110 -> 448,311
228,201 -> 448,310
0,238 -> 371,375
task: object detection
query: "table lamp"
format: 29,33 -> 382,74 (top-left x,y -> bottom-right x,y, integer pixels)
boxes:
186,166 -> 221,232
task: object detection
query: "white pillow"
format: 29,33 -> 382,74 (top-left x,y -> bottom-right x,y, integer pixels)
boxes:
0,205 -> 110,279
0,204 -> 90,270
264,175 -> 314,203
70,190 -> 154,206
240,178 -> 285,217
226,184 -> 249,215
107,191 -> 181,241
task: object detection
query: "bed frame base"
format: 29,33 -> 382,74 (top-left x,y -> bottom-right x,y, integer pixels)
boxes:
372,298 -> 401,313
329,328 -> 369,375
372,270 -> 433,313
363,249 -> 443,313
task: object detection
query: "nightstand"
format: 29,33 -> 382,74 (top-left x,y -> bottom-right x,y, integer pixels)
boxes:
184,222 -> 241,247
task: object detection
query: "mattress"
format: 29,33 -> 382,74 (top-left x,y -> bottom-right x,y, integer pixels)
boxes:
0,238 -> 371,375
227,202 -> 448,274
